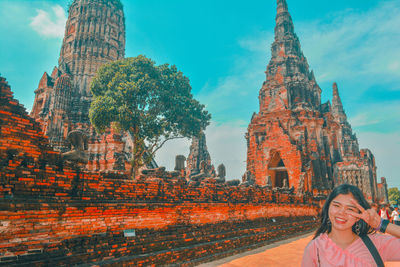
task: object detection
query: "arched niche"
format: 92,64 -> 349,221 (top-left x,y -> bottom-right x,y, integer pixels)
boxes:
268,151 -> 289,188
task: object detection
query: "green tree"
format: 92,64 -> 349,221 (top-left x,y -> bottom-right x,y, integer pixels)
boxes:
388,187 -> 400,206
89,55 -> 211,178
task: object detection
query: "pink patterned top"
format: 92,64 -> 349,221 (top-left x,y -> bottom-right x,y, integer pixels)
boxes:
301,233 -> 400,267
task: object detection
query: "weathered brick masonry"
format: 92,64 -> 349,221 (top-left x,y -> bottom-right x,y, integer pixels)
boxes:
1,77 -> 318,265
245,0 -> 388,203
29,0 -> 150,175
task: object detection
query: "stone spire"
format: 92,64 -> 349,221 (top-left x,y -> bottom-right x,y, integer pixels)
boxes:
330,82 -> 359,159
59,0 -> 125,96
275,0 -> 294,41
277,0 -> 288,11
58,0 -> 125,126
186,132 -> 214,178
259,0 -> 321,112
31,0 -> 126,151
45,74 -> 73,149
331,82 -> 347,123
272,0 -> 302,60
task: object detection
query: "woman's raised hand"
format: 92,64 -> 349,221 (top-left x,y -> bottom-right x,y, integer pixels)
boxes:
347,199 -> 381,229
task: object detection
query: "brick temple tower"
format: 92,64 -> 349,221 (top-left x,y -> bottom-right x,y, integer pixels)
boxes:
58,0 -> 125,97
260,0 -> 321,113
246,0 -> 383,200
29,0 -> 149,174
31,0 -> 125,151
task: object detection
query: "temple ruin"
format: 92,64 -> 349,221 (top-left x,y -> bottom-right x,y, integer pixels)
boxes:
29,0 -> 159,175
245,0 -> 387,203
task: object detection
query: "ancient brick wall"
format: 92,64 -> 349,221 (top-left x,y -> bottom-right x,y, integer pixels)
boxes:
0,77 -> 59,174
0,199 -> 316,266
1,76 -> 319,265
0,173 -> 318,266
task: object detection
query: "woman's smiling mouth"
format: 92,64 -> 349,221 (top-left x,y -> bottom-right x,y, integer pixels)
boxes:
335,217 -> 347,224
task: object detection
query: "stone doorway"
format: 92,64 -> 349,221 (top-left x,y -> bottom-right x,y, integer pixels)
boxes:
268,152 -> 289,188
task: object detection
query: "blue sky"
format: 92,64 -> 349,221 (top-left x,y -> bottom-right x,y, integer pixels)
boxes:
0,0 -> 399,189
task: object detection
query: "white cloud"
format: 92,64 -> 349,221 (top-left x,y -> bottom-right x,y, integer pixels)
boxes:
297,0 -> 400,87
197,74 -> 258,122
349,101 -> 400,129
348,101 -> 400,189
389,61 -> 400,72
357,131 -> 400,189
196,32 -> 273,124
238,31 -> 272,53
205,122 -> 247,180
30,5 -> 67,38
349,112 -> 380,128
155,122 -> 247,180
154,138 -> 191,171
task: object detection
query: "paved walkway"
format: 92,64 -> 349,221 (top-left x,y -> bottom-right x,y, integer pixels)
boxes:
198,232 -> 400,267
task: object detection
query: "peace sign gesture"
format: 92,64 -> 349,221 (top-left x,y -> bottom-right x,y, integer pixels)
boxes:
346,199 -> 381,230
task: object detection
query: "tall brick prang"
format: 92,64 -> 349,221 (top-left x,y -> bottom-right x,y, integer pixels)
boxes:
246,0 -> 386,202
28,0 -> 149,175
31,0 -> 125,152
260,0 -> 321,113
58,0 -> 125,96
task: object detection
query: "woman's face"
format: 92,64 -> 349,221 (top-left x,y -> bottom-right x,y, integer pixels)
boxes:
328,193 -> 360,232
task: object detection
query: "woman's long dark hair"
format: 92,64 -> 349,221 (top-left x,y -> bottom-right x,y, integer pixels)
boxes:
313,184 -> 374,239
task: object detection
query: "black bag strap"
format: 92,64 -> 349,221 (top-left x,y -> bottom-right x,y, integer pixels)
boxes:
360,234 -> 384,267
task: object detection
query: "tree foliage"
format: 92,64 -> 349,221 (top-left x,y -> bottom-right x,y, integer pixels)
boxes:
388,187 -> 400,206
89,55 -> 211,177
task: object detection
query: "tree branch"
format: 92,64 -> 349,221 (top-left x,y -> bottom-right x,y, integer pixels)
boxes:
150,136 -> 185,156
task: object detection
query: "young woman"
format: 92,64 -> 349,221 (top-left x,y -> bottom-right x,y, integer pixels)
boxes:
302,184 -> 400,266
